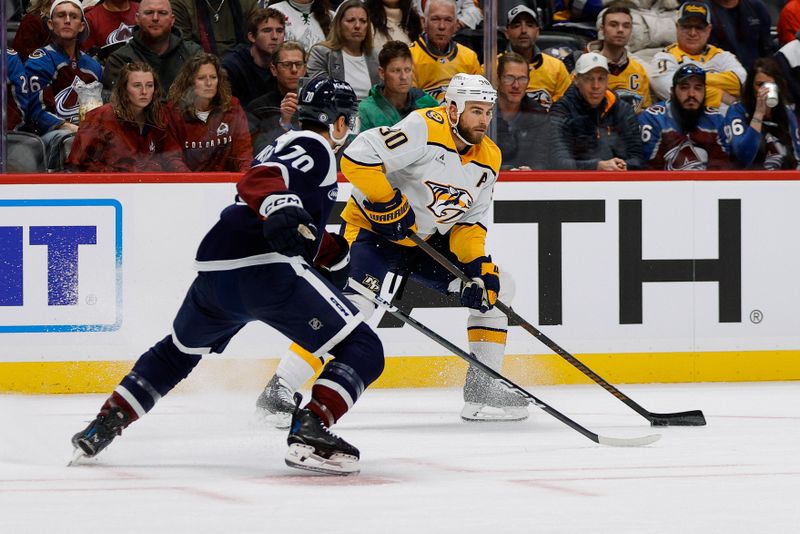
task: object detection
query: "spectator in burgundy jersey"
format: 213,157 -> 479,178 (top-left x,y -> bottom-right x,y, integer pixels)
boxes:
165,53 -> 252,172
12,0 -> 54,61
66,62 -> 188,172
81,0 -> 139,58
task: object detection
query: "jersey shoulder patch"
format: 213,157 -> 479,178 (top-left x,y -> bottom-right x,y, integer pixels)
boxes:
425,108 -> 445,124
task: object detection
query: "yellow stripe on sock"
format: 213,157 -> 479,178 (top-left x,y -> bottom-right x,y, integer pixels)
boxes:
467,327 -> 507,344
289,343 -> 324,372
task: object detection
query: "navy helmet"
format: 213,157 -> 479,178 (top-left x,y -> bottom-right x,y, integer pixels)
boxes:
298,77 -> 360,142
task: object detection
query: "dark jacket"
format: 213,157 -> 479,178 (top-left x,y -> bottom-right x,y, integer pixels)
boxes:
103,27 -> 203,95
549,84 -> 643,170
493,95 -> 552,170
247,89 -> 290,154
221,43 -> 276,108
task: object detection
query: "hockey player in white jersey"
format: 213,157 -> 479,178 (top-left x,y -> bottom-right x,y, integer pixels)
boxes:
258,73 -> 528,423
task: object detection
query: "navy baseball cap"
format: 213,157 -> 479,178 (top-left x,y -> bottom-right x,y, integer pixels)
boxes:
678,2 -> 711,25
673,64 -> 706,85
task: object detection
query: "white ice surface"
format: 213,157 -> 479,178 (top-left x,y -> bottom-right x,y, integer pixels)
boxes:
1,382 -> 799,533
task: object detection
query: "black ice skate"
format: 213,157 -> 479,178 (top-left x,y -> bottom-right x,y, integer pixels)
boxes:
284,393 -> 360,476
255,374 -> 295,429
461,365 -> 529,422
69,407 -> 129,465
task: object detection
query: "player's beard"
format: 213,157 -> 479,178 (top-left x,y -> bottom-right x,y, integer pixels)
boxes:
456,123 -> 486,145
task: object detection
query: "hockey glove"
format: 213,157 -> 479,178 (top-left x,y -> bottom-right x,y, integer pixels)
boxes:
461,256 -> 500,313
262,193 -> 318,261
362,189 -> 417,241
316,233 -> 351,291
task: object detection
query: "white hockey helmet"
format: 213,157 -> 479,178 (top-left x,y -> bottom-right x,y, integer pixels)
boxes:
444,73 -> 497,119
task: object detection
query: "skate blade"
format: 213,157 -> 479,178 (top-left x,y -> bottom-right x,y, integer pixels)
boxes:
67,447 -> 87,467
461,403 -> 529,422
284,444 -> 360,476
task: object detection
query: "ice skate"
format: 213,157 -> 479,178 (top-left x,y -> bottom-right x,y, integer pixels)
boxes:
285,394 -> 360,476
69,406 -> 129,464
461,365 -> 529,422
255,374 -> 295,429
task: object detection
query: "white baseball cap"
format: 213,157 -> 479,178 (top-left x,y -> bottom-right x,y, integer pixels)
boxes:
49,0 -> 85,19
574,52 -> 609,75
507,5 -> 539,26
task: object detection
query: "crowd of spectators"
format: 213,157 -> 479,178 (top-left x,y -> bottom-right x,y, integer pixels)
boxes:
5,0 -> 800,172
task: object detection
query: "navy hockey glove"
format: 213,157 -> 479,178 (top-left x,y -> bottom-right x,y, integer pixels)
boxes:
460,256 -> 500,313
362,189 -> 417,241
261,193 -> 318,261
316,233 -> 351,291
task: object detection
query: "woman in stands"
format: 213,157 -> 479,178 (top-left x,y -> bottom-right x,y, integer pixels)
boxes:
306,0 -> 379,101
365,0 -> 423,51
724,57 -> 800,170
66,62 -> 188,172
165,53 -> 252,172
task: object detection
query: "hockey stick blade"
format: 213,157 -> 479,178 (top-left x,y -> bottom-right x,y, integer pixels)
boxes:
647,410 -> 707,427
348,279 -> 661,448
406,234 -> 706,428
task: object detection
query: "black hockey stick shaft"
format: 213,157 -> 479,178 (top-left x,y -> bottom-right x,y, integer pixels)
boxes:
348,280 -> 660,447
407,233 -> 705,427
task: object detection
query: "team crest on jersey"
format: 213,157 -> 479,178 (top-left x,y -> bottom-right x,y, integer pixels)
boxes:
217,122 -> 229,136
28,48 -> 46,60
613,89 -> 644,112
425,181 -> 473,223
327,187 -> 339,201
664,139 -> 709,170
527,89 -> 553,110
106,23 -> 134,46
426,109 -> 444,124
54,76 -> 81,119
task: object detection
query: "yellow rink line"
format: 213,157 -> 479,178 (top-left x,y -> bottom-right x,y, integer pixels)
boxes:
2,350 -> 799,394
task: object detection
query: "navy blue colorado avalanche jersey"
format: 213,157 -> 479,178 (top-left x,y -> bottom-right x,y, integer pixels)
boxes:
195,130 -> 339,267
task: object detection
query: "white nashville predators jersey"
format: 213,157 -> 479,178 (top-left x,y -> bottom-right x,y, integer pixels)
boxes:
340,106 -> 502,257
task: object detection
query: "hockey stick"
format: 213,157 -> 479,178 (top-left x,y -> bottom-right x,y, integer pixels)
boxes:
348,279 -> 660,447
407,233 -> 706,427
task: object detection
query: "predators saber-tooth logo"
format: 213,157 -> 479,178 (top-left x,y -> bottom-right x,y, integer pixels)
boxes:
425,181 -> 473,223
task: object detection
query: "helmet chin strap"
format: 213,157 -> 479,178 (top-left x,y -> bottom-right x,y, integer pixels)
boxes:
450,112 -> 474,147
329,123 -> 349,147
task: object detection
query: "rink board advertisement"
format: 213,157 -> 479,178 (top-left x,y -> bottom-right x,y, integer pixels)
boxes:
1,173 -> 799,392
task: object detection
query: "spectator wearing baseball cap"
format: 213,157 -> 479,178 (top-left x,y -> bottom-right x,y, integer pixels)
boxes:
638,64 -> 732,170
649,1 -> 746,110
549,52 -> 642,171
493,4 -> 570,109
706,0 -> 774,71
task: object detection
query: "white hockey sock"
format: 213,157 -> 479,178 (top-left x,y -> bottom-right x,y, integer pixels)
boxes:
275,343 -> 325,392
466,315 -> 508,371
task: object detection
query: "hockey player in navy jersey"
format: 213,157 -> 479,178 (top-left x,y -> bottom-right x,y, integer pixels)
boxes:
71,77 -> 383,476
